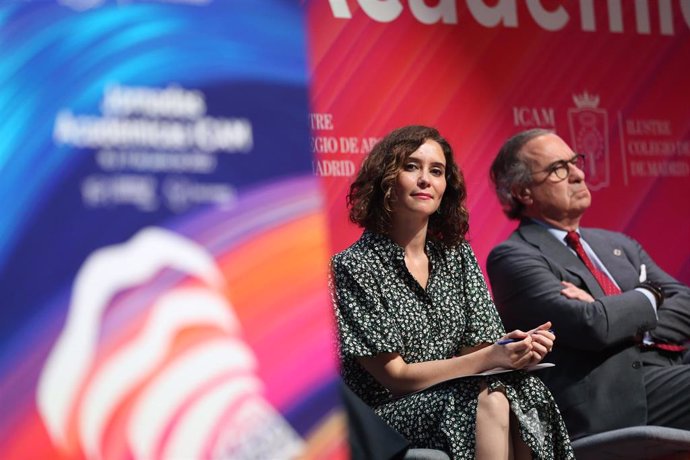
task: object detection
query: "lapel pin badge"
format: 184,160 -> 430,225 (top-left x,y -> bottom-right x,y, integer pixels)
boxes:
613,249 -> 622,256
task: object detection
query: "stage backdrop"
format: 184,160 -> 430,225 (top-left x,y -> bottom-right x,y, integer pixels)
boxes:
308,0 -> 690,285
0,1 -> 345,459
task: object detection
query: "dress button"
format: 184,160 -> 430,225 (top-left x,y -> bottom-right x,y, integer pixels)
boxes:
632,361 -> 641,369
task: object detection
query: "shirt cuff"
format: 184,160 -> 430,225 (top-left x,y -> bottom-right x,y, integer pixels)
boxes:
635,287 -> 658,316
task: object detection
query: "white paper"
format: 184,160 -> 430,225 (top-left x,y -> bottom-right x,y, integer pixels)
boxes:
467,362 -> 555,377
392,363 -> 556,400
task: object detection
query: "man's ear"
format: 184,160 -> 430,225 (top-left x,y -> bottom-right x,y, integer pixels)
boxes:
513,186 -> 532,206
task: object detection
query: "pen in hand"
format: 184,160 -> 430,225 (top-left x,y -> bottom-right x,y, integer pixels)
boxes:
497,329 -> 554,345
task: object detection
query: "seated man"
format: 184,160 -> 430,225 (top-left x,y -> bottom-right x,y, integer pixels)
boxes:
486,128 -> 690,440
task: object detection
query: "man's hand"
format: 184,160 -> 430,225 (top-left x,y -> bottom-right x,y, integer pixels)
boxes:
560,280 -> 595,302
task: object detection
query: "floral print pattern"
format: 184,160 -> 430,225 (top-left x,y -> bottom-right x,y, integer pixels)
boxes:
331,231 -> 574,459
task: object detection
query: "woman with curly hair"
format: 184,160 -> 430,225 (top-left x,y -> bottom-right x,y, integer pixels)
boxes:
330,125 -> 574,459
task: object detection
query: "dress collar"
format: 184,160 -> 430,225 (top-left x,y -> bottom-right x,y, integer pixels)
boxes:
362,230 -> 439,264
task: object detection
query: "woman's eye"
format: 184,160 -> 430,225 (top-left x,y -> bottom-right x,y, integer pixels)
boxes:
431,169 -> 443,176
404,163 -> 418,171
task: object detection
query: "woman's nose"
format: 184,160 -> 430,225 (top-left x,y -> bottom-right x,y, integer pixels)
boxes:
417,171 -> 430,186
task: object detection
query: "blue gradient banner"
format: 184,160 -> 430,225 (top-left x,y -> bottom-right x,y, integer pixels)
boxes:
0,2 -> 345,458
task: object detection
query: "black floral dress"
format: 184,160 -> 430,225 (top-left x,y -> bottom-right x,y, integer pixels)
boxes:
330,231 -> 574,459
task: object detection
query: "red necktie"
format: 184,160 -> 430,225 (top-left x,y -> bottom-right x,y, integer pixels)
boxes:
565,231 -> 621,296
652,342 -> 687,352
566,232 -> 686,352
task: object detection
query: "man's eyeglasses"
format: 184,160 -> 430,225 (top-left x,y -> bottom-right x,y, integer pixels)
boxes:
532,154 -> 586,181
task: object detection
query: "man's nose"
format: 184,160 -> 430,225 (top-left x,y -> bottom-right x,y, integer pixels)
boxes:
569,163 -> 586,181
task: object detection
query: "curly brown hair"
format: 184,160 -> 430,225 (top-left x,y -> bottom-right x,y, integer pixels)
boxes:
347,125 -> 469,246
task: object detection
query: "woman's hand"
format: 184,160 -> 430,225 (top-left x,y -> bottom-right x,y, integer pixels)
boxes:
356,322 -> 556,396
560,281 -> 595,302
492,322 -> 555,369
490,330 -> 534,369
526,321 -> 555,366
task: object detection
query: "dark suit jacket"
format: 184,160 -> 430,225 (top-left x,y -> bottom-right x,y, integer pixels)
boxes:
486,219 -> 690,439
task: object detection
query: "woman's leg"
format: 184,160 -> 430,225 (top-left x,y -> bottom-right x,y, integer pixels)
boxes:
509,412 -> 533,460
475,383 -> 511,460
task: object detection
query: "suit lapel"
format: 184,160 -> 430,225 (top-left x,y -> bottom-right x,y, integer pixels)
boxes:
517,220 -> 606,296
580,228 -> 636,290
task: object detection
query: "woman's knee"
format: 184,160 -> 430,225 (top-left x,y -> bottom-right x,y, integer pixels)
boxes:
477,388 -> 510,428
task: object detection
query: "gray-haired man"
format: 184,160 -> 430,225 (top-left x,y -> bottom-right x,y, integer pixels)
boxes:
486,128 -> 690,439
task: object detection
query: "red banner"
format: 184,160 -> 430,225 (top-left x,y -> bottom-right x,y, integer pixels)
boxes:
308,0 -> 690,284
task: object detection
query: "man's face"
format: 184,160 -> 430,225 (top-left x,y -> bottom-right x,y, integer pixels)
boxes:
517,133 -> 591,227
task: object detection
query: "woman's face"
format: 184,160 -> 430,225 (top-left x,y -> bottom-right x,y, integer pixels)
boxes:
392,139 -> 447,220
